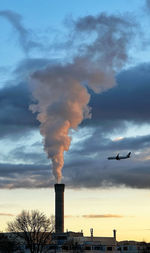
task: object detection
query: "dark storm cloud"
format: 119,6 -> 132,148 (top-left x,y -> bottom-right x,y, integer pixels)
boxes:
0,58 -> 60,139
1,149 -> 150,189
0,163 -> 54,189
0,81 -> 38,138
63,158 -> 150,189
10,145 -> 47,164
0,10 -> 41,54
89,63 -> 150,127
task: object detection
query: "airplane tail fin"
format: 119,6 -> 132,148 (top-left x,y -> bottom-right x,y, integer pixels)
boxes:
116,153 -> 120,160
127,152 -> 131,157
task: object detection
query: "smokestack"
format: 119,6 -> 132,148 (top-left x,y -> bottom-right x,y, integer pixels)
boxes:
113,229 -> 117,240
54,184 -> 65,233
90,228 -> 93,241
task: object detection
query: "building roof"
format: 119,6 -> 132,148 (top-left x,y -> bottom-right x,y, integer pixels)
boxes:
84,236 -> 116,246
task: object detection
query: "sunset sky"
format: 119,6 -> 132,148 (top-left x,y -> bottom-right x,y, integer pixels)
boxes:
1,0 -> 150,242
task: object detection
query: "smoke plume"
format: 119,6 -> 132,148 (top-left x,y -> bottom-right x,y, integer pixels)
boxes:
30,13 -> 136,183
0,10 -> 41,54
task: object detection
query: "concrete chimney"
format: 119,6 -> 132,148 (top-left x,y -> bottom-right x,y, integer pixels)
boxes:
90,228 -> 93,241
54,184 -> 65,233
113,229 -> 117,240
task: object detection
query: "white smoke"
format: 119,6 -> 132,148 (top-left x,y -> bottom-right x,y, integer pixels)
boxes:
29,13 -> 136,182
30,62 -> 91,182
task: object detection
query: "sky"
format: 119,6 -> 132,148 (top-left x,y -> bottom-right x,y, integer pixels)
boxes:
0,0 -> 150,242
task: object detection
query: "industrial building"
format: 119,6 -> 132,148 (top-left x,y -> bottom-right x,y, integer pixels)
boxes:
51,230 -> 118,252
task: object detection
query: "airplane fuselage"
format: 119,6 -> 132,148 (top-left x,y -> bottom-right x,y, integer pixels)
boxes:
108,152 -> 131,160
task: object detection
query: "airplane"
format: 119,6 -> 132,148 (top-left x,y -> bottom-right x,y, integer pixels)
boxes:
108,152 -> 131,160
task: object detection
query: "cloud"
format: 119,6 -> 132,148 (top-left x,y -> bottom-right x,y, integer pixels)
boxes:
10,146 -> 47,164
82,214 -> 124,218
64,215 -> 78,218
63,157 -> 150,189
0,57 -> 62,139
89,63 -> 150,127
0,213 -> 14,216
65,214 -> 124,218
1,152 -> 150,189
0,10 -> 41,54
0,81 -> 38,138
0,163 -> 54,189
71,130 -> 150,155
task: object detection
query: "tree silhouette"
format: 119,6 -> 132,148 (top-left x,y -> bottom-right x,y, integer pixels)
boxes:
7,210 -> 54,253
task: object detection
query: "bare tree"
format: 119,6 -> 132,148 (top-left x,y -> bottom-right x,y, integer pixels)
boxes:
7,210 -> 54,253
